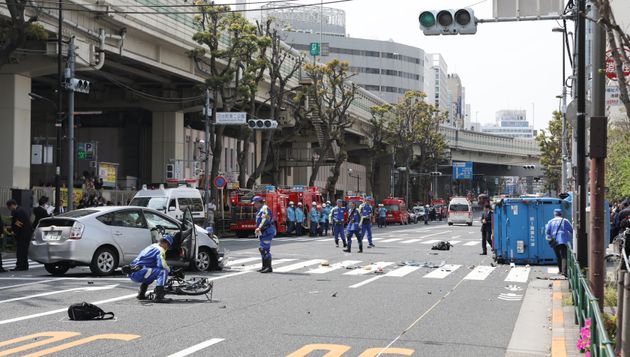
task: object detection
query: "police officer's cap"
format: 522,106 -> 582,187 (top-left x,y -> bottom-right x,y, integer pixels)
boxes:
554,208 -> 562,215
161,234 -> 174,246
252,196 -> 264,203
336,199 -> 343,204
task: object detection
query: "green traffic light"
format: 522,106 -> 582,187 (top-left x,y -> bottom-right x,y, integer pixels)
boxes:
419,11 -> 435,27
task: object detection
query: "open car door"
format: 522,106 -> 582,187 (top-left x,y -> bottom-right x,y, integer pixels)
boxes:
165,208 -> 198,268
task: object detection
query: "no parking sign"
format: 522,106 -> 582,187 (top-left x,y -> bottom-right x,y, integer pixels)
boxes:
213,175 -> 227,189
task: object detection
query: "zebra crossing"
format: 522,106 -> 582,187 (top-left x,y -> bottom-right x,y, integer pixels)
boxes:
225,256 -> 532,288
0,259 -> 44,271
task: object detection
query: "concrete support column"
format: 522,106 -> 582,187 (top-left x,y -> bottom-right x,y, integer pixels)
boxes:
151,111 -> 184,182
292,142 -> 311,185
0,74 -> 31,189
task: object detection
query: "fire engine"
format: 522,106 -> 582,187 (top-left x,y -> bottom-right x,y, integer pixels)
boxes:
229,186 -> 288,238
343,195 -> 376,220
381,197 -> 410,225
278,185 -> 323,210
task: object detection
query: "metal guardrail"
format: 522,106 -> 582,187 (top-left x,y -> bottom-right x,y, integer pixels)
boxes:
567,246 -> 616,357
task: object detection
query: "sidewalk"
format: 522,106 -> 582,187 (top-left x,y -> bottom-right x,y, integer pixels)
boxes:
551,280 -> 581,357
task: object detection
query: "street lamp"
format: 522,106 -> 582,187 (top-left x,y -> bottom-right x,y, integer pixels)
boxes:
29,93 -> 62,214
348,168 -> 360,194
552,26 -> 568,193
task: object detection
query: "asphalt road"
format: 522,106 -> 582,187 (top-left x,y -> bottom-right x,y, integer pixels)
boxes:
0,220 -> 556,357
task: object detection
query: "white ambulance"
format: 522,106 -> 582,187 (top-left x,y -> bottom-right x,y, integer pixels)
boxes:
130,185 -> 206,223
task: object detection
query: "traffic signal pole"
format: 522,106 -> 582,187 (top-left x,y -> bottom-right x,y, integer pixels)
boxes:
576,0 -> 587,267
66,37 -> 76,211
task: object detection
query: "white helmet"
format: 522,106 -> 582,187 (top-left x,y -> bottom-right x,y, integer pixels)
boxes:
298,202 -> 303,206
321,203 -> 326,207
289,201 -> 294,205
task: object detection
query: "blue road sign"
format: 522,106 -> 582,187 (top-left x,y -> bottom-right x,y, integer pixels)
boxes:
453,161 -> 473,180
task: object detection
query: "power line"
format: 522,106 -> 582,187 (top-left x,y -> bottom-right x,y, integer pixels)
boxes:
29,0 -> 300,10
30,0 -> 352,15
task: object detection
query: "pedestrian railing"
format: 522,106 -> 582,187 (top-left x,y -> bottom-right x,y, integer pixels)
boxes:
567,246 -> 616,357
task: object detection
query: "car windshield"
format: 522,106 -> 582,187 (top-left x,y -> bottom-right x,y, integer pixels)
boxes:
384,204 -> 399,212
413,208 -> 424,214
57,210 -> 98,218
130,197 -> 168,211
450,204 -> 469,212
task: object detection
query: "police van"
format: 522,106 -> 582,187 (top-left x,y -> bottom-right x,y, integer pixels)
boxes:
129,185 -> 206,223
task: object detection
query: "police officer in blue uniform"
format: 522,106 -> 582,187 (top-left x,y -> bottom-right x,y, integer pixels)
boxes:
295,202 -> 305,236
545,208 -> 573,276
344,201 -> 363,253
254,196 -> 276,273
309,204 -> 320,237
320,203 -> 330,236
359,199 -> 374,248
128,234 -> 174,303
329,199 -> 347,248
286,201 -> 296,235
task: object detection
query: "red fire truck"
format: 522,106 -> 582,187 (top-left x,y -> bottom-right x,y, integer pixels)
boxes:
278,186 -> 323,210
381,197 -> 410,225
229,186 -> 289,238
343,195 -> 376,220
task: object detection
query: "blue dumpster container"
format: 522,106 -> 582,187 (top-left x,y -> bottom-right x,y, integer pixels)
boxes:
493,197 -> 572,265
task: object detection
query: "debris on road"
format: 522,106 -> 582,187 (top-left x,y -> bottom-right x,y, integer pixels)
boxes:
331,292 -> 337,297
431,241 -> 453,251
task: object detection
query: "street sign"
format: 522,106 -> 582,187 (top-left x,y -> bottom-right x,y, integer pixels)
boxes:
606,85 -> 621,106
77,142 -> 95,160
98,162 -> 118,188
216,112 -> 247,125
453,161 -> 473,180
213,175 -> 227,189
605,48 -> 630,81
309,42 -> 320,56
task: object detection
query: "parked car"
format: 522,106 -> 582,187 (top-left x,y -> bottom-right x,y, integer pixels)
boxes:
30,207 -> 224,276
412,206 -> 426,220
447,197 -> 473,226
381,197 -> 410,225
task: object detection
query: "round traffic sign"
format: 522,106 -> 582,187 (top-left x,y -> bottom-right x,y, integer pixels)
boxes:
605,48 -> 630,80
213,175 -> 227,189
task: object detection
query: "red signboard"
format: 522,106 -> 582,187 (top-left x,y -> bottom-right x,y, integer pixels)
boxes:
605,48 -> 630,80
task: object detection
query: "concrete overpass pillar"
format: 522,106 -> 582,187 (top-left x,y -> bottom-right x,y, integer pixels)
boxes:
0,74 -> 31,189
291,142 -> 311,185
151,111 -> 184,182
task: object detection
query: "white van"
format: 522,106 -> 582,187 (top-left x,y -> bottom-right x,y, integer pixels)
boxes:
447,197 -> 473,226
129,185 -> 206,222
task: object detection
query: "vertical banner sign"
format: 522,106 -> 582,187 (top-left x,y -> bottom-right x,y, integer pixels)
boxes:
98,162 -> 118,188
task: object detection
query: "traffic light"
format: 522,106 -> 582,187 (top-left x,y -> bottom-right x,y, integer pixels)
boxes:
430,172 -> 442,176
418,8 -> 477,36
65,78 -> 91,93
247,119 -> 278,129
166,164 -> 174,179
523,165 -> 536,169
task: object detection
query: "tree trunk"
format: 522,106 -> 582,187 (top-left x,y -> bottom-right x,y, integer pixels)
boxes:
271,143 -> 281,185
326,150 -> 346,198
246,130 -> 273,188
308,145 -> 328,187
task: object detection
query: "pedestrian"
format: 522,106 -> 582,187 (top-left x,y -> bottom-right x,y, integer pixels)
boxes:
480,204 -> 493,255
33,196 -> 51,228
320,203 -> 330,236
309,204 -> 320,237
6,199 -> 32,271
546,208 -> 573,277
344,201 -> 363,253
295,202 -> 305,236
206,199 -> 216,228
424,205 -> 430,225
359,199 -> 374,248
329,199 -> 347,248
0,215 -> 6,273
378,204 -> 387,228
253,196 -> 275,273
286,201 -> 296,235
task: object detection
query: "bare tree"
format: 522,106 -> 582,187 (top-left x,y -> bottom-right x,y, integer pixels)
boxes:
0,0 -> 47,69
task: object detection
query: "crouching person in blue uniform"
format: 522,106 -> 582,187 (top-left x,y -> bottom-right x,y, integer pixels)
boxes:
127,234 -> 174,303
253,196 -> 276,273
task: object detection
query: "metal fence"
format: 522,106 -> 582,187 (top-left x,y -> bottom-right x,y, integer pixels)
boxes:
567,246 -> 616,357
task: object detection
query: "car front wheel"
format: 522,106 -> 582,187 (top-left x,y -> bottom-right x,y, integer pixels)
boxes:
44,263 -> 70,276
194,247 -> 212,272
90,247 -> 118,276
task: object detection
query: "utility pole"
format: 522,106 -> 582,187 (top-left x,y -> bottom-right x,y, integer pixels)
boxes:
552,27 -> 568,193
65,37 -> 75,211
576,0 -> 588,266
589,2 -> 607,310
55,0 -> 63,214
204,89 -> 211,209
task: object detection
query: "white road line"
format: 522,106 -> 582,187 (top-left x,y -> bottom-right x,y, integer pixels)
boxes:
274,259 -> 325,273
463,266 -> 496,280
0,278 -> 62,291
226,257 -> 260,266
421,231 -> 451,239
420,239 -> 441,245
0,270 -> 251,326
505,267 -> 531,283
449,241 -> 461,245
451,235 -> 462,239
423,264 -> 462,279
306,260 -> 362,274
385,266 -> 421,277
0,284 -> 119,304
234,259 -> 297,271
344,262 -> 394,276
349,276 -> 384,288
380,238 -> 403,243
400,239 -> 422,244
166,338 -> 225,357
370,238 -> 385,241
464,241 -> 480,246
316,238 -> 329,242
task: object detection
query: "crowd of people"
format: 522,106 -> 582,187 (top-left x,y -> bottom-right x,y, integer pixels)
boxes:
612,198 -> 630,242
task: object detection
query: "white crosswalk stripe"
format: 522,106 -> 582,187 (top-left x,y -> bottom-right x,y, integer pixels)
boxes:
233,259 -> 297,271
451,235 -> 462,239
227,257 -> 260,266
463,266 -> 496,280
400,239 -> 422,244
274,259 -> 325,273
306,260 -> 362,274
385,265 -> 421,277
449,241 -> 461,245
420,239 -> 441,245
423,264 -> 461,279
464,241 -> 480,246
380,238 -> 403,243
505,267 -> 531,283
344,262 -> 394,275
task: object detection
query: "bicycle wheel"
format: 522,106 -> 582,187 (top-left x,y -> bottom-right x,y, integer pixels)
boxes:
175,278 -> 214,295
